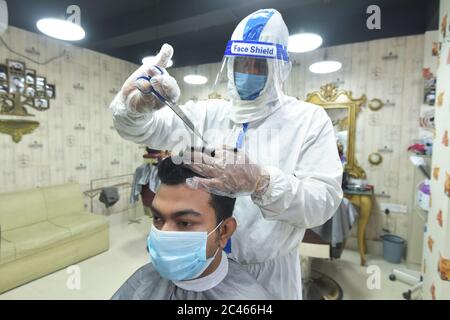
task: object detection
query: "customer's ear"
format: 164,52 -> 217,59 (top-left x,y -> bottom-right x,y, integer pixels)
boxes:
219,217 -> 237,249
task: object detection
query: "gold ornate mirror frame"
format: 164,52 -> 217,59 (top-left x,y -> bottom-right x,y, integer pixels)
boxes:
306,83 -> 367,178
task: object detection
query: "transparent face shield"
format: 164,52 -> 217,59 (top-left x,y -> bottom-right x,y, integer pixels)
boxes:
214,40 -> 291,104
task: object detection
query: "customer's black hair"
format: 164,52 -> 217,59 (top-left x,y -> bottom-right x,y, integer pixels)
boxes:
157,156 -> 235,224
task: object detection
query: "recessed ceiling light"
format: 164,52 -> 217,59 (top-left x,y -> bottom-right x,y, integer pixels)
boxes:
142,56 -> 173,68
184,74 -> 207,85
288,33 -> 323,53
36,18 -> 85,41
309,60 -> 342,74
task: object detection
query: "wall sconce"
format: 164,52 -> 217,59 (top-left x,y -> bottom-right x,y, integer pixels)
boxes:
368,152 -> 383,165
368,98 -> 383,111
109,88 -> 118,94
110,159 -> 120,165
368,98 -> 396,111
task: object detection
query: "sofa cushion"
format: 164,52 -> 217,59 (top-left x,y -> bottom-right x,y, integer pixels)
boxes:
49,214 -> 108,237
0,188 -> 47,231
0,239 -> 16,265
41,183 -> 85,219
2,222 -> 72,259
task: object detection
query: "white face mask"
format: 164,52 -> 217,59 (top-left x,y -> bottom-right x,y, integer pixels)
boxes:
147,221 -> 223,281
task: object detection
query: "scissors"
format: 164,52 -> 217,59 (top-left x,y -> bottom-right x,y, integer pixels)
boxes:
136,66 -> 215,157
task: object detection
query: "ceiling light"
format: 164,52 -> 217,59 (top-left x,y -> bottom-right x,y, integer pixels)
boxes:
142,56 -> 173,68
184,74 -> 207,85
288,33 -> 323,53
36,18 -> 85,41
309,60 -> 342,74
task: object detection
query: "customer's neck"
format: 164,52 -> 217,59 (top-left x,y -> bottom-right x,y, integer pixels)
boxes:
199,250 -> 222,278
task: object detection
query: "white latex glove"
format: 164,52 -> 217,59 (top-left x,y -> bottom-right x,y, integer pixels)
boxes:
120,43 -> 180,114
181,146 -> 270,198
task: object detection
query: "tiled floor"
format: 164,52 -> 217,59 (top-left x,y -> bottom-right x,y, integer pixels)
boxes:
0,209 -> 420,300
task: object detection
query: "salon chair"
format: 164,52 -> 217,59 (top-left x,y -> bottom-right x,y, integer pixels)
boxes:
300,229 -> 344,300
300,197 -> 358,299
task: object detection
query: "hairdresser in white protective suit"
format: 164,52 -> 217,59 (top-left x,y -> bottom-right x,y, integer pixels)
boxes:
110,8 -> 343,299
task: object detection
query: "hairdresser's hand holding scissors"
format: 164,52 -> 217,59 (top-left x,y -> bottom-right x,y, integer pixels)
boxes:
120,44 -> 180,114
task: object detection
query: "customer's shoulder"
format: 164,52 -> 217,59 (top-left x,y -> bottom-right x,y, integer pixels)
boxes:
110,263 -> 163,300
223,259 -> 274,299
119,262 -> 160,287
133,262 -> 159,278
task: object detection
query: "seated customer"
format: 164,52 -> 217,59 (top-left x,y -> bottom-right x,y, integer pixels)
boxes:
112,156 -> 272,300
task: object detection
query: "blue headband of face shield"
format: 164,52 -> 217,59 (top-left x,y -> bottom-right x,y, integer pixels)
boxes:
225,40 -> 289,101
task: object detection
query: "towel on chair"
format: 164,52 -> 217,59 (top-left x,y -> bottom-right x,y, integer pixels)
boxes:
99,187 -> 120,208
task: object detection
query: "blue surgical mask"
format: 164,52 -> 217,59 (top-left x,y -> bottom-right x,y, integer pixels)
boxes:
234,72 -> 267,100
147,221 -> 222,281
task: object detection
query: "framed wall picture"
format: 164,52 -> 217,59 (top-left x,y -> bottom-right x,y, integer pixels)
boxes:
45,84 -> 55,99
7,60 -> 25,75
0,64 -> 7,82
9,75 -> 25,94
0,58 -> 55,118
25,69 -> 36,85
0,83 -> 8,94
25,86 -> 35,97
24,69 -> 36,98
35,76 -> 46,98
7,60 -> 26,94
34,98 -> 48,109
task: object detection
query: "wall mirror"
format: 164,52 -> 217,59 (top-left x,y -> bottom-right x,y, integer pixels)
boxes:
306,83 -> 367,178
